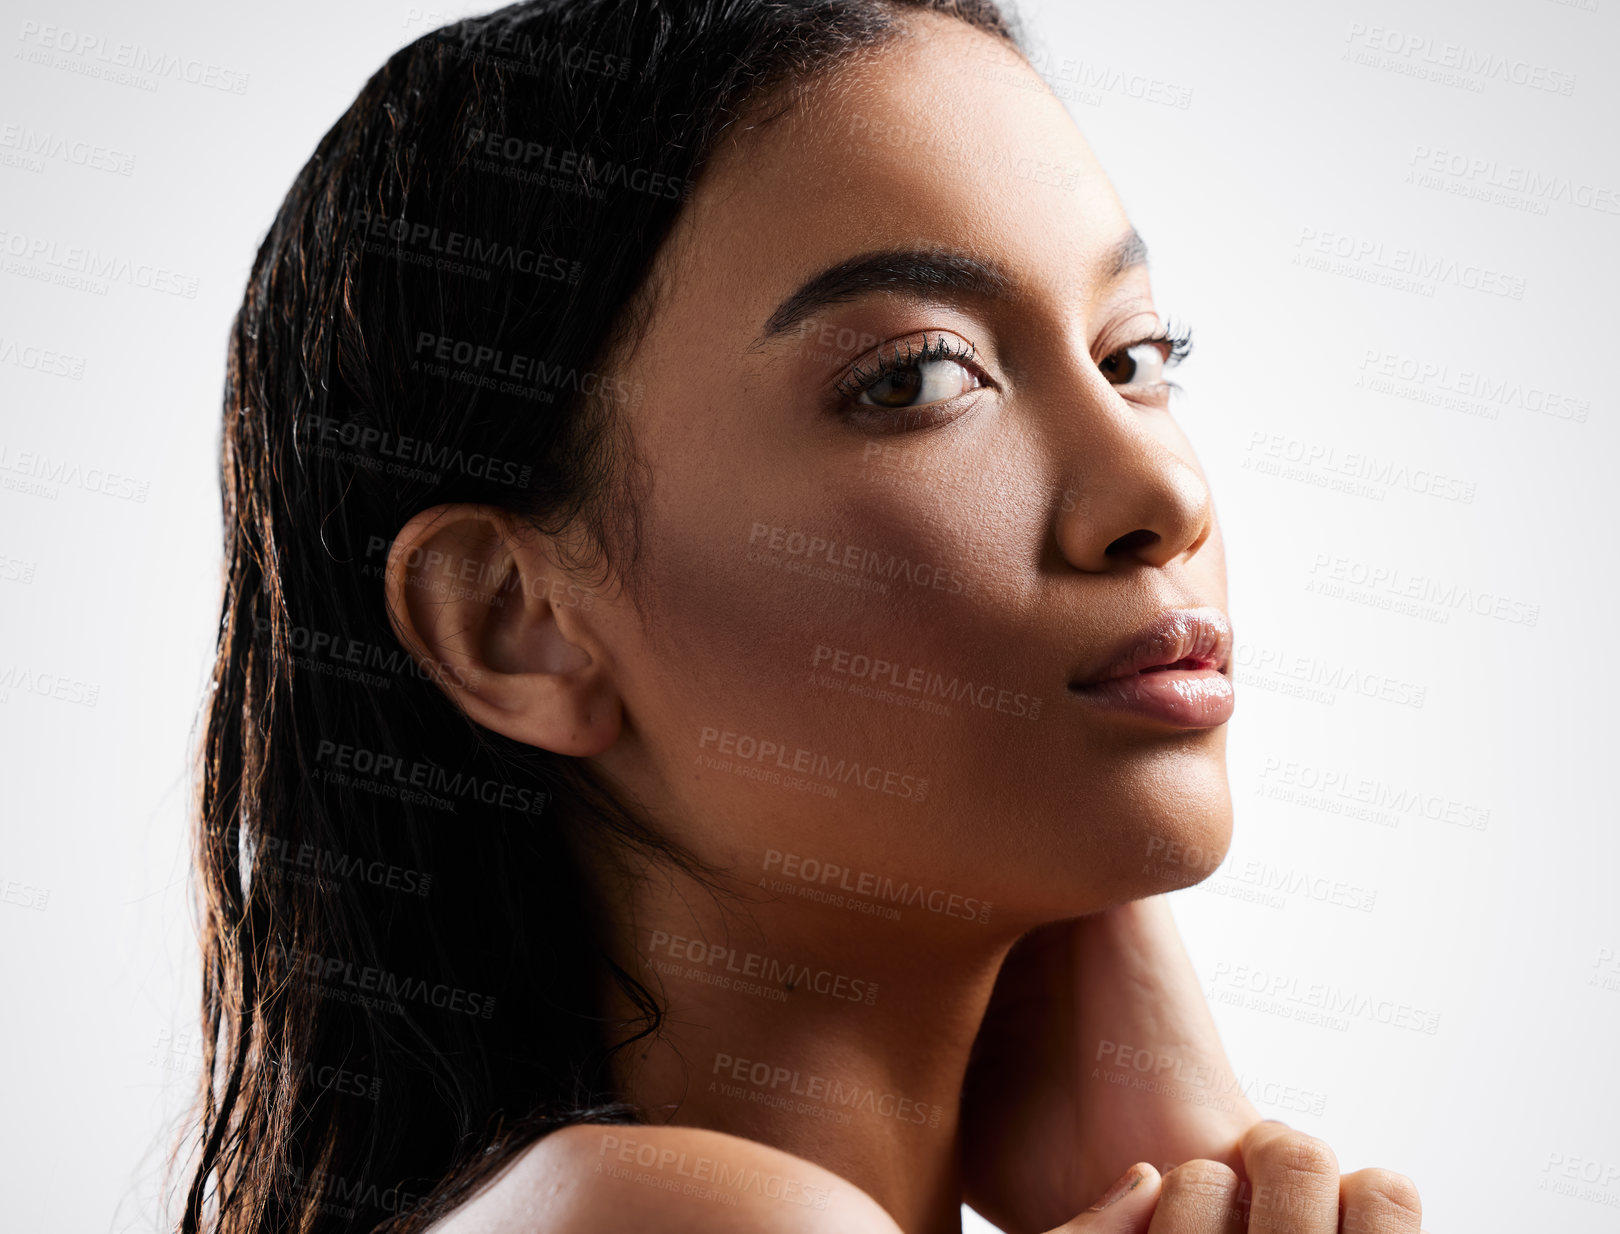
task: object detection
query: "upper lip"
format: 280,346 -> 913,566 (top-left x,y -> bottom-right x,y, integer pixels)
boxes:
1069,606 -> 1233,688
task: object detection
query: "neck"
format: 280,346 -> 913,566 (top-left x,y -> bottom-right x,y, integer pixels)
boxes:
595,855 -> 1028,1234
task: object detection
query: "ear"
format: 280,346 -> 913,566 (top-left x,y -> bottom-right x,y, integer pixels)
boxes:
382,504 -> 621,756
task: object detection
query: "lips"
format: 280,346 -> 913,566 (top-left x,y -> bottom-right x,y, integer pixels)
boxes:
1066,607 -> 1235,728
1070,605 -> 1233,689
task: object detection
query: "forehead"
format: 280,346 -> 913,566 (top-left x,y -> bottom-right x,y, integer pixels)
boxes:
649,12 -> 1133,322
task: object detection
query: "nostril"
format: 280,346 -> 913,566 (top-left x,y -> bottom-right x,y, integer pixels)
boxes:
1105,528 -> 1160,557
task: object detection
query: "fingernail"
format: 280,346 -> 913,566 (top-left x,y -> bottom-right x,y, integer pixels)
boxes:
1087,1164 -> 1147,1211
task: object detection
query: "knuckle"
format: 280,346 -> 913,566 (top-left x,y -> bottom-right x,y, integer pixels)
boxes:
1162,1158 -> 1239,1200
1347,1169 -> 1423,1231
1252,1131 -> 1339,1186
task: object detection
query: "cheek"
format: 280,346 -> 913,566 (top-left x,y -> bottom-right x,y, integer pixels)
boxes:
617,434 -> 1232,915
624,453 -> 1042,827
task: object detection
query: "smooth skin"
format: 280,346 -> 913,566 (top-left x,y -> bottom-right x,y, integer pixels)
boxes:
391,10 -> 1424,1234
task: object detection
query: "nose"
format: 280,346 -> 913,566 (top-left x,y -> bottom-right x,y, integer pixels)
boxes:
1054,398 -> 1213,573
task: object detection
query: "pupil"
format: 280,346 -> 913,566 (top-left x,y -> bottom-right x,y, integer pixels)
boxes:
876,367 -> 923,406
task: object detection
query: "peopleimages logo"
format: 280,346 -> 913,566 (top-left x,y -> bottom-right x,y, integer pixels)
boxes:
1245,430 -> 1477,507
272,1056 -> 383,1101
1092,1040 -> 1328,1117
1257,756 -> 1488,831
0,227 -> 199,297
1293,226 -> 1526,300
297,409 -> 535,489
595,1133 -> 832,1211
256,616 -> 476,690
0,124 -> 135,175
1344,22 -> 1577,95
648,930 -> 878,1005
468,128 -> 688,199
0,334 -> 86,379
413,331 -> 644,405
1355,348 -> 1588,423
810,644 -> 1042,720
271,940 -> 496,1019
434,28 -> 633,83
0,443 -> 150,502
1306,551 -> 1541,627
698,726 -> 929,803
15,21 -> 251,94
1208,962 -> 1441,1034
1234,641 -> 1428,710
314,739 -> 549,815
711,1052 -> 944,1128
1407,145 -> 1620,216
763,849 -> 991,925
257,834 -> 432,897
354,209 -> 582,283
747,522 -> 976,597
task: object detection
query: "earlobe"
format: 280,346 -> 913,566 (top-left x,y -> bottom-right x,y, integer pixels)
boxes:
382,504 -> 623,757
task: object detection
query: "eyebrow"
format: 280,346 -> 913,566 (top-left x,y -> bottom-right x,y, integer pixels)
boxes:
757,228 -> 1148,343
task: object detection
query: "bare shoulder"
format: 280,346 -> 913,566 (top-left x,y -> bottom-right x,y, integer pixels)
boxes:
423,1122 -> 904,1234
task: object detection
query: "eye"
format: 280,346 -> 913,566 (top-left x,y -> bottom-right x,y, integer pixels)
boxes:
836,332 -> 987,411
1098,320 -> 1193,388
1099,341 -> 1167,385
856,354 -> 980,408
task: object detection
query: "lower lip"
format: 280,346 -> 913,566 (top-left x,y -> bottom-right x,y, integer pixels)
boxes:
1067,669 -> 1235,728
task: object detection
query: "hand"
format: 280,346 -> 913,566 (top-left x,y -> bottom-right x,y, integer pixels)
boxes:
963,897 -> 1262,1233
1221,1121 -> 1425,1234
1038,1124 -> 1425,1234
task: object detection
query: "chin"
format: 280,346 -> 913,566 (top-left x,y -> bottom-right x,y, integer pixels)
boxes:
1080,747 -> 1236,910
991,792 -> 1233,926
1130,789 -> 1235,900
929,726 -> 1239,922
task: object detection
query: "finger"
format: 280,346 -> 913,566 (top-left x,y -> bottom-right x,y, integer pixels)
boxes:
1238,1121 -> 1339,1234
1049,1163 -> 1163,1234
1338,1168 -> 1422,1234
1145,1160 -> 1244,1234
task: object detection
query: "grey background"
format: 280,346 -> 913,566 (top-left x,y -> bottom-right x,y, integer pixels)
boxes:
0,0 -> 1613,1229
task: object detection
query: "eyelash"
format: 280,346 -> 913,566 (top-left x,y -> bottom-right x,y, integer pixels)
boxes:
1132,317 -> 1194,373
832,318 -> 1194,419
831,331 -> 983,405
829,317 -> 1198,434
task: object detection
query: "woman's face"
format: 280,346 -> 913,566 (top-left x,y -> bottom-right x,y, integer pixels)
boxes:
583,11 -> 1232,925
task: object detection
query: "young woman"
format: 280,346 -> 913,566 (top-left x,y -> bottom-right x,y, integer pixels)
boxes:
182,1 -> 1425,1231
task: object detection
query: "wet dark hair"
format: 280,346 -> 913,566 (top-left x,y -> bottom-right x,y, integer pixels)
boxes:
181,1 -> 1020,1230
